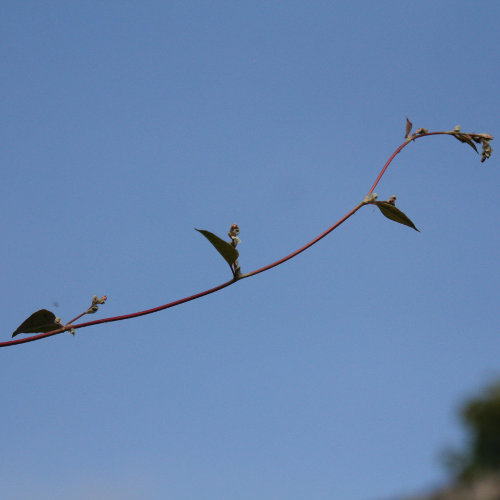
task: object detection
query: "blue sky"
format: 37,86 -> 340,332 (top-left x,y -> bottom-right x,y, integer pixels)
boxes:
1,2 -> 498,499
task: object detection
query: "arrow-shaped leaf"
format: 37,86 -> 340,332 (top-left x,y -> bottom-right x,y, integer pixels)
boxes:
12,309 -> 62,337
196,229 -> 239,267
375,202 -> 420,232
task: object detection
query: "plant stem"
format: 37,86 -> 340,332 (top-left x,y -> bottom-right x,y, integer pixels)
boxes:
0,130 -> 470,348
367,131 -> 446,196
240,202 -> 365,279
66,311 -> 88,326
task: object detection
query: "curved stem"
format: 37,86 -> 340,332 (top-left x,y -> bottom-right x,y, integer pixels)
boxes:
240,202 -> 365,279
0,200 -> 363,348
0,130 -> 457,348
0,278 -> 237,347
366,131 -> 447,196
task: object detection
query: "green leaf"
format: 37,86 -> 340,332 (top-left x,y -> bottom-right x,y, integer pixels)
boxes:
12,309 -> 61,337
196,229 -> 239,267
375,202 -> 420,232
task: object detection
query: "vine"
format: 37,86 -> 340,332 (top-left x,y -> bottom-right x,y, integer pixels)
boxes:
2,121 -> 493,348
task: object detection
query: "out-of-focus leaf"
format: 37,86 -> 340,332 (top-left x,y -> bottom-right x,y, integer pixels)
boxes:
415,127 -> 428,135
405,117 -> 413,138
196,229 -> 239,267
470,133 -> 494,163
480,140 -> 493,163
449,129 -> 494,162
452,133 -> 479,153
470,133 -> 494,143
375,202 -> 420,232
12,309 -> 61,337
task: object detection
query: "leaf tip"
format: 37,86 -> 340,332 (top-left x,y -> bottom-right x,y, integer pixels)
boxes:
375,200 -> 420,232
196,228 -> 239,268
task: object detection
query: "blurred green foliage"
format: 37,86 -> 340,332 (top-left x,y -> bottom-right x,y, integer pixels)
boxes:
445,381 -> 500,481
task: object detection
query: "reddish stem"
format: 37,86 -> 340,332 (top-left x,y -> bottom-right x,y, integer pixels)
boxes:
241,202 -> 364,279
0,130 -> 462,348
367,131 -> 447,196
66,311 -> 88,326
0,278 -> 236,347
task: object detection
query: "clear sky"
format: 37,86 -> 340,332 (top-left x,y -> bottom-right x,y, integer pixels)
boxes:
1,2 -> 498,499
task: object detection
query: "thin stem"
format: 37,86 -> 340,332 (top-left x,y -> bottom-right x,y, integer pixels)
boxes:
0,278 -> 237,347
240,202 -> 365,279
0,130 -> 462,348
366,131 -> 447,196
1,200 -> 364,348
66,311 -> 88,326
0,204 -> 364,348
